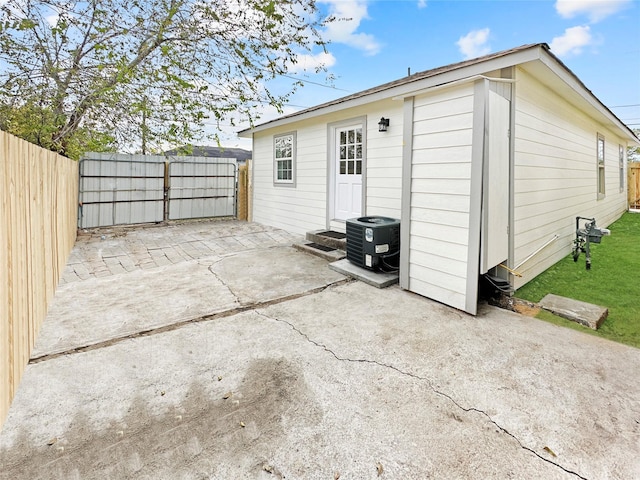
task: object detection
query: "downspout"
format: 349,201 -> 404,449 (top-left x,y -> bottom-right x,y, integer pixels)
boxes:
505,66 -> 517,288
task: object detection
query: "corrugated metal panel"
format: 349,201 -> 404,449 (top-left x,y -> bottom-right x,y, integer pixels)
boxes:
79,156 -> 165,228
168,161 -> 236,220
79,154 -> 238,228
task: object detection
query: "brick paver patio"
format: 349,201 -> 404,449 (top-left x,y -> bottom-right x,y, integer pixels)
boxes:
61,220 -> 301,284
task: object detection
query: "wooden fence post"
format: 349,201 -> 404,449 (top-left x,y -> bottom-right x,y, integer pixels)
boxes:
237,163 -> 249,221
629,163 -> 640,210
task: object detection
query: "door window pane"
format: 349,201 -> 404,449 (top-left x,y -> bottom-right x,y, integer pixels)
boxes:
337,126 -> 364,176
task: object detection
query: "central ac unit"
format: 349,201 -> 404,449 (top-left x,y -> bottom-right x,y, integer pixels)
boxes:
346,216 -> 400,270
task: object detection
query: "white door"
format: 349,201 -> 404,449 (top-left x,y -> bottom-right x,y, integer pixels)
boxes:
334,125 -> 363,220
481,85 -> 511,273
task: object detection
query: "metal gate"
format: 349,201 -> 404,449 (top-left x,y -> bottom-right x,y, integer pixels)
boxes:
78,153 -> 237,228
167,161 -> 236,220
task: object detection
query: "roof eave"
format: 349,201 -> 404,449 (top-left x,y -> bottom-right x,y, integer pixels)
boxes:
239,43 -> 638,145
239,44 -> 547,137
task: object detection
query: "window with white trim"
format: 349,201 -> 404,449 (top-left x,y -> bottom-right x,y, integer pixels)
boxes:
619,144 -> 625,192
597,134 -> 605,198
274,132 -> 295,185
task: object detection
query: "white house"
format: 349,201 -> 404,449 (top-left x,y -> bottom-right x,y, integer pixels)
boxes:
239,43 -> 639,315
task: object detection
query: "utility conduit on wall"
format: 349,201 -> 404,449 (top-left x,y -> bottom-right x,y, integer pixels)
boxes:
515,235 -> 560,271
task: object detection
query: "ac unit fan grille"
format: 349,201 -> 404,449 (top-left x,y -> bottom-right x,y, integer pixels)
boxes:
389,225 -> 400,251
346,221 -> 364,266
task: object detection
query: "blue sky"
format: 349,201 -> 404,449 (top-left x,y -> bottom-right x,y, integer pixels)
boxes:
226,0 -> 639,148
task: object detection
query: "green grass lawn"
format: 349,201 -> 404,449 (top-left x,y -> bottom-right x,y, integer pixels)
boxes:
515,212 -> 640,349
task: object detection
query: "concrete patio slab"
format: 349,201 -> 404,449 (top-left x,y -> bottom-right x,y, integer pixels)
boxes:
209,246 -> 345,306
32,258 -> 237,358
0,304 -> 581,480
261,282 -> 640,479
32,246 -> 346,359
1,220 -> 639,480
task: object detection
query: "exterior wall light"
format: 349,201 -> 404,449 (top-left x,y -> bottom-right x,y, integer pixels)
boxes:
378,117 -> 390,132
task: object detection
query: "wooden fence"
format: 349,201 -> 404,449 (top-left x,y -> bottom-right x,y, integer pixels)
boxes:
629,163 -> 640,209
238,162 -> 249,221
1,132 -> 78,429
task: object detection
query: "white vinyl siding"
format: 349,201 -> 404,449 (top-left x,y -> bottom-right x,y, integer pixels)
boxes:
365,100 -> 403,220
512,66 -> 628,289
252,100 -> 402,235
247,50 -> 637,315
253,122 -> 327,235
407,84 -> 475,311
252,100 -> 403,236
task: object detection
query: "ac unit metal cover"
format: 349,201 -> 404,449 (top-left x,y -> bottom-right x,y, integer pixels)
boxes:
346,216 -> 400,270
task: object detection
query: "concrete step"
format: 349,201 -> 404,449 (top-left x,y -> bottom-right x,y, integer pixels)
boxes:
538,293 -> 608,330
292,242 -> 346,262
328,258 -> 398,289
306,229 -> 346,251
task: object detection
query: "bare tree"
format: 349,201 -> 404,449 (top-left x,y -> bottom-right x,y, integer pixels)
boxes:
0,0 -> 332,158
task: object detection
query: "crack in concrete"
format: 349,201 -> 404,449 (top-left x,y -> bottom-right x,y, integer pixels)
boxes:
29,280 -> 351,365
259,312 -> 588,480
207,262 -> 242,307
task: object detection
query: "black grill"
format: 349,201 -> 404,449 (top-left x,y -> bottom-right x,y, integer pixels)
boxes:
346,221 -> 364,266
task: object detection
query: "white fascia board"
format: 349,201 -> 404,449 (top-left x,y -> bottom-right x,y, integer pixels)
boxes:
238,90 -> 401,137
239,46 -> 545,137
391,75 -> 515,101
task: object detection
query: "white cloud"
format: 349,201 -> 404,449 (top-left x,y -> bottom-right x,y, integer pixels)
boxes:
46,13 -> 59,26
320,0 -> 381,56
456,28 -> 491,60
417,0 -> 427,8
287,51 -> 337,74
555,0 -> 632,23
549,25 -> 593,57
